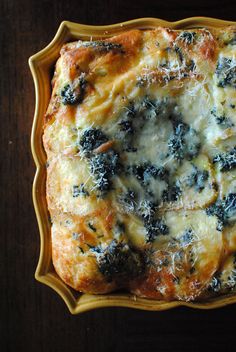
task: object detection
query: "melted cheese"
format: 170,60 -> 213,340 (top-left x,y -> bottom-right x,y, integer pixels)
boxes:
130,210 -> 223,300
44,26 -> 236,300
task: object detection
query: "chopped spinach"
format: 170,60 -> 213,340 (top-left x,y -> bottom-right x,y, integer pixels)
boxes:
162,183 -> 182,202
79,127 -> 122,195
79,128 -> 108,153
208,256 -> 236,294
115,102 -> 138,149
117,98 -> 169,146
61,84 -> 78,105
216,115 -> 233,127
224,193 -> 236,220
206,201 -> 225,231
125,102 -> 136,117
178,31 -> 196,44
141,97 -> 164,118
118,189 -> 136,213
208,276 -> 221,293
206,193 -> 236,230
61,75 -> 87,105
174,46 -> 183,63
92,240 -> 143,282
227,270 -> 236,290
137,200 -> 158,221
180,228 -> 194,246
216,57 -> 236,89
211,107 -> 234,127
131,163 -> 169,185
144,217 -> 169,243
185,165 -> 209,192
168,122 -> 200,161
90,150 -> 120,193
72,184 -> 89,197
118,119 -> 134,134
213,147 -> 236,172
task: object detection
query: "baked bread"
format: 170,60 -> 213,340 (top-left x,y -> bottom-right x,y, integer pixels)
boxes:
43,26 -> 236,301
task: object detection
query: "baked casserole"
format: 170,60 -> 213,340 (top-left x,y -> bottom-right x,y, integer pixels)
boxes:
43,25 -> 236,302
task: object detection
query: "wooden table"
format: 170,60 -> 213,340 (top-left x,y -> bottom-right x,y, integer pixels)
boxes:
1,0 -> 236,351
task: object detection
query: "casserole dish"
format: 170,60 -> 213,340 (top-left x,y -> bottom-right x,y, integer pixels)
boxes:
29,17 -> 236,314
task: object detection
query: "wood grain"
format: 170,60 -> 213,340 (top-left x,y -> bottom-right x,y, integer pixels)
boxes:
1,0 -> 236,351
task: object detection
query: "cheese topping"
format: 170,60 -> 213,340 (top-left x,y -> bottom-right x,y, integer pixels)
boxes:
44,26 -> 236,301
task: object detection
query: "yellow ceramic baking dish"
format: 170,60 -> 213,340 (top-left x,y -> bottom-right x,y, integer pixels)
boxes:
29,17 -> 236,314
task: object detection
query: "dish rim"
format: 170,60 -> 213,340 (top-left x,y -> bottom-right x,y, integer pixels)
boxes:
29,17 -> 236,314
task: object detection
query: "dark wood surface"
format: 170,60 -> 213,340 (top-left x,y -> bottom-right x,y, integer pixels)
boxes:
1,0 -> 236,351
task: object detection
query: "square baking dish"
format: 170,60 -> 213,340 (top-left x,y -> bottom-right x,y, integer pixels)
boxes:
29,17 -> 236,314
